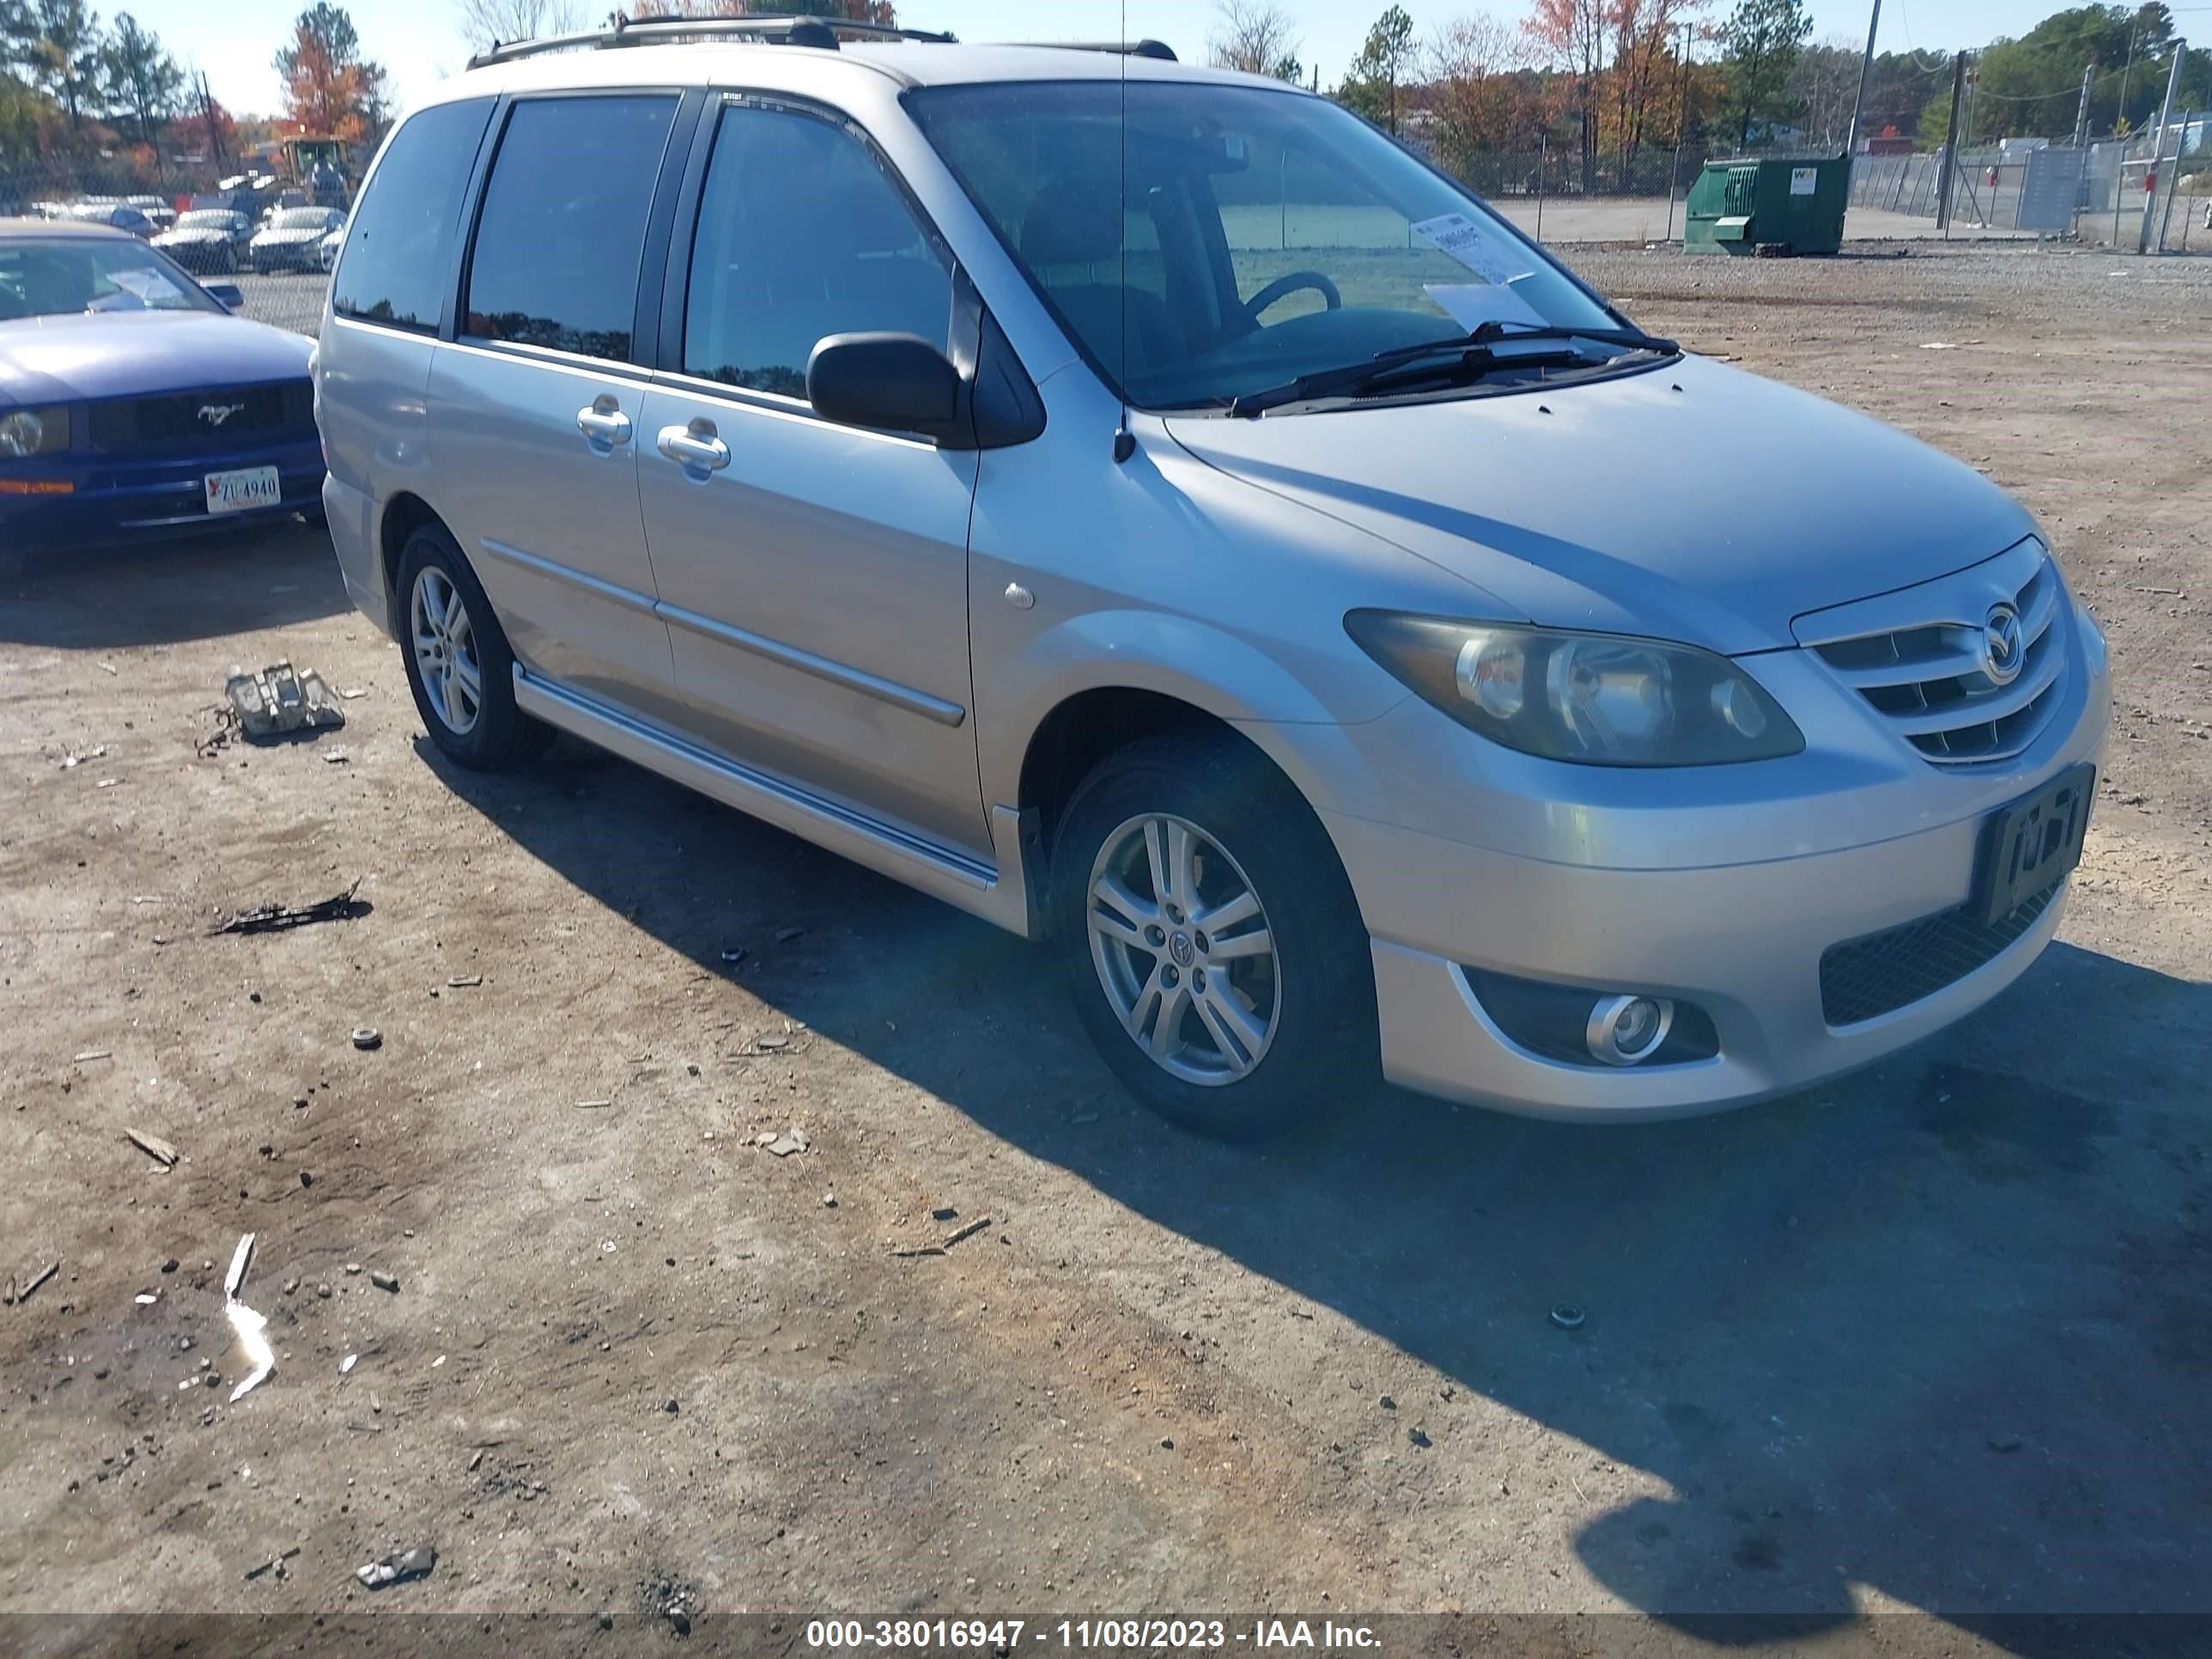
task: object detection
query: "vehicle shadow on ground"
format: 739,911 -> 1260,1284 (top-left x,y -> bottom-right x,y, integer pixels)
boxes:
0,520 -> 344,648
428,735 -> 2210,1656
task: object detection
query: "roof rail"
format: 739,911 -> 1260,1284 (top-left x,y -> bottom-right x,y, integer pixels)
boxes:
1009,39 -> 1178,62
467,15 -> 956,72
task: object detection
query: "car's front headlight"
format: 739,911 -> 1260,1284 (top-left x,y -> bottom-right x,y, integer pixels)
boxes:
0,405 -> 70,459
1346,611 -> 1804,766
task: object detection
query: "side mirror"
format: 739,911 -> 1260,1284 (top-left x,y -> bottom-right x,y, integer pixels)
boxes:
805,332 -> 963,441
205,283 -> 244,311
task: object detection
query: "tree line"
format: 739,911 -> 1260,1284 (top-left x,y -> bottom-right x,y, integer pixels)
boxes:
1214,0 -> 2211,192
3,0 -> 388,186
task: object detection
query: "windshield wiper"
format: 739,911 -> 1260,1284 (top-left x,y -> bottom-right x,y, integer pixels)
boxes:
1226,320 -> 1677,419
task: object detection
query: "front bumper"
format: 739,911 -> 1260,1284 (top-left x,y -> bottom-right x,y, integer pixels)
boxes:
1,436 -> 326,550
1296,609 -> 2111,1121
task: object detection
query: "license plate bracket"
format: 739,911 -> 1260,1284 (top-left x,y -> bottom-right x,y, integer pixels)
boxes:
204,465 -> 282,516
1975,763 -> 2094,927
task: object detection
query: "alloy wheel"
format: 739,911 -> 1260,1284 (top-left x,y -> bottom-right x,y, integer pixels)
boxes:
1085,813 -> 1280,1085
410,566 -> 483,738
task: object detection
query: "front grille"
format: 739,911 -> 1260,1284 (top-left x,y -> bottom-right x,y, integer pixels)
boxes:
1819,887 -> 2055,1026
87,380 -> 313,453
1808,547 -> 2068,765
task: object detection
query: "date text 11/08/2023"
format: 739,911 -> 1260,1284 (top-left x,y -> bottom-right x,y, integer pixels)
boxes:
805,1619 -> 1382,1650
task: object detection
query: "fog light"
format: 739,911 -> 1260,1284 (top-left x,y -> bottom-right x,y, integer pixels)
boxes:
1586,994 -> 1674,1066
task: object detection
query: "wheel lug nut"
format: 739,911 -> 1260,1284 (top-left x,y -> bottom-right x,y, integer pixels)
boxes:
1163,966 -> 1179,987
1146,926 -> 1165,946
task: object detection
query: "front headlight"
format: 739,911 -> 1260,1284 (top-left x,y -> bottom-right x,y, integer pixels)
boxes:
0,405 -> 70,459
1346,611 -> 1804,766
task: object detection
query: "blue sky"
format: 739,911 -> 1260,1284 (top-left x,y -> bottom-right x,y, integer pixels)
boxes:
122,0 -> 2147,118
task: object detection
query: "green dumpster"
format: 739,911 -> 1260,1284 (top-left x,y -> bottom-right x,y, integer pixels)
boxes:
1683,156 -> 1850,255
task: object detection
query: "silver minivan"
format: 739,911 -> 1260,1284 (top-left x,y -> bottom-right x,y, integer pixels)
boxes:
317,19 -> 2106,1138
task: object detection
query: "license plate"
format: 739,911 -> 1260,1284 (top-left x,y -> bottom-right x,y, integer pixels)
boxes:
204,465 -> 282,515
1976,763 -> 2094,926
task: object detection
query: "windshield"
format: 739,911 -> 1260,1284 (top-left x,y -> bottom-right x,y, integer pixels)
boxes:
177,210 -> 241,230
0,240 -> 215,320
273,209 -> 331,230
908,81 -> 1624,410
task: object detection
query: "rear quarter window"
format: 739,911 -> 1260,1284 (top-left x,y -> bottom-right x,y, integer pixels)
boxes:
333,97 -> 496,332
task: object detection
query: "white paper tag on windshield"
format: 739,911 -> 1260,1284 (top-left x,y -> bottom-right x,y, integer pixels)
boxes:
107,266 -> 188,303
1411,213 -> 1534,287
1424,283 -> 1545,332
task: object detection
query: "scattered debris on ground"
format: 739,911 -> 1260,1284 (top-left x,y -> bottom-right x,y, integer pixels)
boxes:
356,1545 -> 436,1589
244,1546 -> 301,1582
210,881 -> 368,937
760,1128 -> 807,1157
124,1128 -> 179,1170
225,660 -> 346,741
8,1260 -> 60,1307
225,1231 -> 274,1401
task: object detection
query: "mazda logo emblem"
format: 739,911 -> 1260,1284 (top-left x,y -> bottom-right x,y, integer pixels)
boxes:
1982,603 -> 2024,685
198,402 -> 245,427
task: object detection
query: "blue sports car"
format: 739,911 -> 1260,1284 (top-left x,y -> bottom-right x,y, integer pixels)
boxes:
0,216 -> 325,560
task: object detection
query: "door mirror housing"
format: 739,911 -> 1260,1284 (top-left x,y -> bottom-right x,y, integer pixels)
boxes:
204,282 -> 244,311
806,332 -> 963,443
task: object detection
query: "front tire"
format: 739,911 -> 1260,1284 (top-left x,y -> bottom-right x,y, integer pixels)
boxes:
393,523 -> 548,771
1049,731 -> 1378,1139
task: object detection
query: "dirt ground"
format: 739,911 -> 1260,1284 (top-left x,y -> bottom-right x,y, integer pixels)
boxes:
3,244 -> 2209,1656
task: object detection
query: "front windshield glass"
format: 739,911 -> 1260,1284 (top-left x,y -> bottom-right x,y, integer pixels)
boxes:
273,208 -> 331,229
177,210 -> 241,230
908,80 -> 1623,410
0,240 -> 213,320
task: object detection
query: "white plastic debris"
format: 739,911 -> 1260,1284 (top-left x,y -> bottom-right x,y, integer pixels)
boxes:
224,1231 -> 275,1402
340,1353 -> 358,1374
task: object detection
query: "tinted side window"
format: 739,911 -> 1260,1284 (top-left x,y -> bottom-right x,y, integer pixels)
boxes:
333,97 -> 495,331
683,104 -> 951,400
465,95 -> 678,362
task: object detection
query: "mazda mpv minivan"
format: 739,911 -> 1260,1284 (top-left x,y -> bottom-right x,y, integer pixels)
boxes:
316,17 -> 2106,1139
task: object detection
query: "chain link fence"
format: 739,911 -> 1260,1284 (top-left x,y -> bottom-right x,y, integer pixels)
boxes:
1847,125 -> 2209,251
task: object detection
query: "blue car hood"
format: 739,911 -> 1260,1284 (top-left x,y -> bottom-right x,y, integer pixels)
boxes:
0,310 -> 313,406
1164,354 -> 2038,654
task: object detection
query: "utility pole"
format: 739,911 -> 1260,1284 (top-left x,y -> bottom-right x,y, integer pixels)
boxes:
1844,0 -> 1883,159
2138,40 -> 2185,252
2115,25 -> 2137,136
1665,24 -> 1692,242
2157,106 -> 2192,251
2073,60 -> 2095,149
1936,50 -> 1966,234
198,72 -> 228,177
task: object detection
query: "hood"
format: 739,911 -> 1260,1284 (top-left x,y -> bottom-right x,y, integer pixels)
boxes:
156,228 -> 229,244
1164,354 -> 2035,654
252,228 -> 324,245
0,310 -> 313,405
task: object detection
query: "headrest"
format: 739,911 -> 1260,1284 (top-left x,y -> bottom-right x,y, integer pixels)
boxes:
1019,177 -> 1120,267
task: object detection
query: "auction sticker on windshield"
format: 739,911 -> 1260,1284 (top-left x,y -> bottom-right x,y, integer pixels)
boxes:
205,466 -> 281,515
1411,212 -> 1534,287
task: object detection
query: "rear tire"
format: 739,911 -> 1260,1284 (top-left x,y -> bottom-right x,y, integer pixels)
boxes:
393,523 -> 549,771
1049,730 -> 1377,1140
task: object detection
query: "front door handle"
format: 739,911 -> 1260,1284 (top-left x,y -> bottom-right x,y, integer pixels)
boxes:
657,421 -> 730,475
576,400 -> 631,449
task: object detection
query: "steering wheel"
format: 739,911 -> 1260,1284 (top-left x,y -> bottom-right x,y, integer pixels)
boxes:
1243,270 -> 1341,321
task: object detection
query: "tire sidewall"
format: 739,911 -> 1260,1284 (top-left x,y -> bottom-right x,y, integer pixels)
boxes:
1050,739 -> 1374,1139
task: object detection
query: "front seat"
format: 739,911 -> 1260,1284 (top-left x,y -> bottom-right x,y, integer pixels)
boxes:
1018,177 -> 1181,380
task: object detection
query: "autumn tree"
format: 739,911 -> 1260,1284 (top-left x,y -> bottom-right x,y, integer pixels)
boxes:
1337,5 -> 1417,133
273,2 -> 387,144
1426,13 -> 1536,165
1208,0 -> 1302,82
1524,0 -> 1605,185
1719,0 -> 1810,147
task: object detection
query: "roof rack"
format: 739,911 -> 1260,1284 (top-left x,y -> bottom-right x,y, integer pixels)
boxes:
1009,40 -> 1178,62
467,15 -> 956,72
